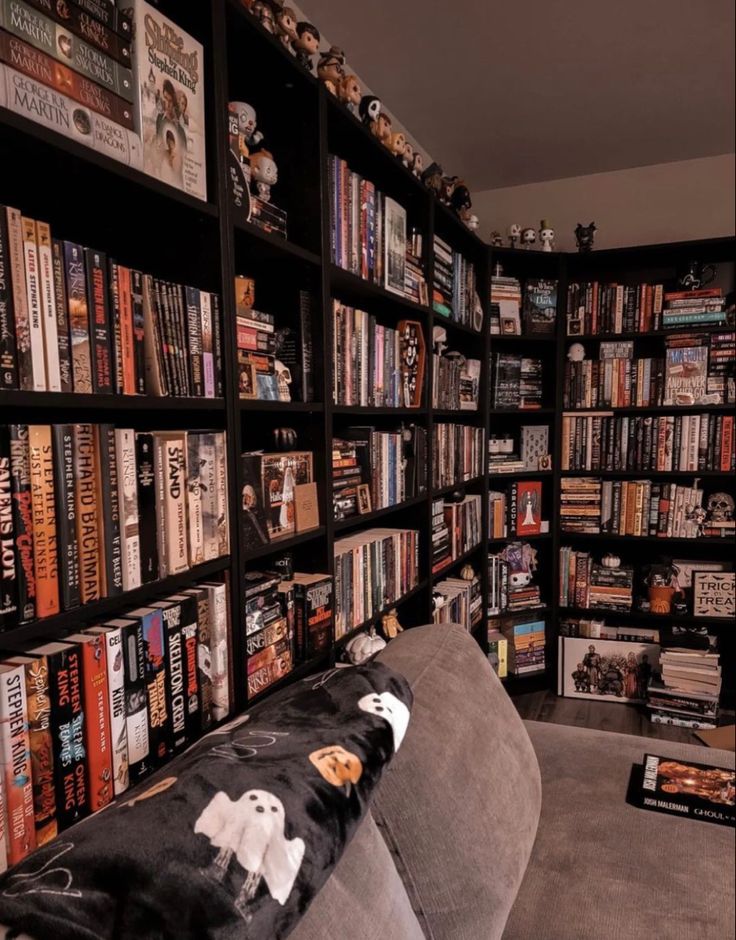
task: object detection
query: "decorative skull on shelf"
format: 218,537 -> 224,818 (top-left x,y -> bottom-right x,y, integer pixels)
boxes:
274,360 -> 292,402
706,491 -> 735,523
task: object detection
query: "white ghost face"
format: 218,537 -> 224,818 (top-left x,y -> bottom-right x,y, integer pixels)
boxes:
358,692 -> 410,751
237,103 -> 257,137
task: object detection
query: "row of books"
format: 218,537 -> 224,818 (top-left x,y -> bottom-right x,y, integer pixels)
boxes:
0,3 -> 207,200
560,476 -> 732,539
332,302 -> 415,408
488,547 -> 544,616
0,577 -> 229,871
489,481 -> 545,538
432,235 -> 482,330
488,616 -> 546,676
488,425 -> 550,475
433,570 -> 482,631
235,276 -> 313,403
0,424 -> 229,628
332,426 -> 426,521
432,351 -> 480,411
559,548 -> 634,612
492,354 -> 544,410
432,423 -> 485,490
0,206 -> 222,396
244,568 -> 332,697
560,412 -> 735,473
490,276 -> 557,336
333,527 -> 419,638
559,616 -> 660,644
431,494 -> 482,574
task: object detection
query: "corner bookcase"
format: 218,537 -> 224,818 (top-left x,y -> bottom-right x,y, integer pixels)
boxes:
1,0 -> 733,711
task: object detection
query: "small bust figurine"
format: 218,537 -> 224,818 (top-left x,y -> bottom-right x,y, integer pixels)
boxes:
539,219 -> 555,252
411,151 -> 424,177
389,130 -> 406,158
451,182 -> 472,221
251,0 -> 275,31
508,223 -> 521,248
250,149 -> 278,202
490,231 -> 504,247
317,45 -> 345,95
275,4 -> 298,50
402,139 -> 414,169
359,94 -> 381,127
521,226 -> 537,248
338,73 -> 361,112
374,112 -> 392,147
575,221 -> 597,252
294,21 -> 320,71
421,161 -> 444,196
440,175 -> 457,206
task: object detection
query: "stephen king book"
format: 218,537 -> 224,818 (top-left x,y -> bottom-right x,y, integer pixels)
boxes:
125,0 -> 207,201
96,423 -> 123,596
9,424 -> 36,623
165,592 -> 200,746
73,423 -> 103,603
52,424 -> 80,611
63,241 -> 93,394
0,426 -> 18,628
126,606 -> 171,765
0,662 -> 37,865
28,424 -> 60,617
180,585 -> 212,731
134,431 -> 158,583
86,622 -> 129,796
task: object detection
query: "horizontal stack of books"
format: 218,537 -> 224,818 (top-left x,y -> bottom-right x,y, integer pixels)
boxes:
431,494 -> 482,573
561,412 -> 735,472
559,617 -> 660,644
489,273 -> 521,335
333,527 -> 419,638
0,424 -> 229,627
492,354 -> 543,409
404,231 -> 428,306
0,207 -> 222,397
433,572 -> 482,630
648,648 -> 722,729
432,353 -> 481,411
559,477 -> 601,534
496,617 -> 546,676
487,547 -> 544,616
432,423 -> 485,489
662,287 -> 728,329
559,549 -> 634,612
0,576 -> 229,867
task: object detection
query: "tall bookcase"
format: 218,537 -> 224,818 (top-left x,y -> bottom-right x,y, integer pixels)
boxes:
1,0 -> 733,715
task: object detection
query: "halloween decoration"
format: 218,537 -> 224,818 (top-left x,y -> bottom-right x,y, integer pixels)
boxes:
317,45 -> 345,95
567,343 -> 586,362
521,227 -> 537,249
421,162 -> 444,197
275,4 -> 298,50
450,181 -> 472,222
508,223 -> 522,248
358,691 -> 410,750
338,74 -> 361,112
381,609 -> 403,639
344,627 -> 386,665
539,220 -> 555,252
707,491 -> 735,523
460,564 -> 475,581
398,319 -> 426,408
575,222 -> 596,252
250,149 -> 278,202
273,359 -> 292,401
432,591 -> 445,612
490,231 -> 504,247
309,746 -> 363,793
294,21 -> 320,71
677,260 -> 717,292
359,94 -> 381,127
601,553 -> 621,568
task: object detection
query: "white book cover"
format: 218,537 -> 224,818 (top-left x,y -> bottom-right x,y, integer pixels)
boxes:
20,216 -> 46,391
203,581 -> 228,721
87,624 -> 129,796
126,0 -> 206,200
214,431 -> 229,557
114,428 -> 141,591
186,432 -> 204,567
159,432 -> 188,574
200,290 -> 214,397
34,222 -> 61,392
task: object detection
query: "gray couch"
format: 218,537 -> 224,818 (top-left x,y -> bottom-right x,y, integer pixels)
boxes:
294,623 -> 735,940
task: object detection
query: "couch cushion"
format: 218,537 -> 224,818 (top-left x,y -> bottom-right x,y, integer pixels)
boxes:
291,811 -> 425,940
504,721 -> 735,940
374,624 -> 542,940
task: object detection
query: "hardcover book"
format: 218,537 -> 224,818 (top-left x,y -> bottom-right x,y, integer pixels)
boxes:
73,423 -> 103,603
627,753 -> 734,828
240,451 -> 314,546
180,585 -> 212,731
0,427 -> 18,628
28,424 -> 60,616
126,606 -> 171,765
126,0 -> 207,201
52,424 -> 80,611
86,622 -> 129,796
523,279 -> 558,334
165,592 -> 201,745
8,424 -> 36,622
0,662 -> 36,865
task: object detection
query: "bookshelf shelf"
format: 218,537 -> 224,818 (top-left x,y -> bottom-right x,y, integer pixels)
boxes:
332,405 -> 427,416
332,495 -> 427,532
566,325 -> 732,342
432,408 -> 483,419
488,533 -> 552,544
432,542 -> 484,580
233,217 -> 322,266
558,606 -> 735,629
3,557 -> 231,647
432,312 -> 484,338
0,392 -> 227,412
432,475 -> 485,498
490,333 -> 558,344
559,533 -> 736,546
239,400 -> 325,412
560,469 -> 732,478
241,527 -> 327,563
329,265 -> 431,317
490,407 -> 556,416
489,470 -> 554,480
334,579 -> 430,648
563,405 -> 733,415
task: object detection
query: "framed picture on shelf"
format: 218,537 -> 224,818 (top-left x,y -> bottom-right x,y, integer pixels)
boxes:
692,571 -> 735,619
557,636 -> 660,704
238,361 -> 257,399
357,484 -> 372,515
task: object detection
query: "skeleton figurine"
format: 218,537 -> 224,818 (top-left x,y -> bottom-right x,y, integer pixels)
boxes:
274,360 -> 292,402
507,223 -> 521,248
521,227 -> 537,249
707,492 -> 735,523
433,325 -> 448,356
539,220 -> 555,252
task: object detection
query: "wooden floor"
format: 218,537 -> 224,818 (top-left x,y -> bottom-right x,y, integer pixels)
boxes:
512,690 -> 735,745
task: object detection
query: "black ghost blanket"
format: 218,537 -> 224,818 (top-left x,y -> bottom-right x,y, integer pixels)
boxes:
0,661 -> 412,940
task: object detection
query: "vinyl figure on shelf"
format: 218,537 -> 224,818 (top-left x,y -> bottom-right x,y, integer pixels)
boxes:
294,22 -> 320,71
508,223 -> 522,248
402,140 -> 414,169
275,5 -> 298,51
229,101 -> 264,160
467,215 -> 480,232
490,231 -> 504,247
251,0 -> 275,31
317,45 -> 345,95
411,151 -> 424,178
440,176 -> 457,206
521,227 -> 537,249
451,182 -> 473,225
389,131 -> 406,160
381,608 -> 404,639
250,149 -> 278,202
539,220 -> 555,252
421,162 -> 444,198
338,74 -> 362,113
359,95 -> 381,128
574,222 -> 596,252
375,113 -> 393,148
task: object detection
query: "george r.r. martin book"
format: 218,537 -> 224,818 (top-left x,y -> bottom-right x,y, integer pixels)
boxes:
124,0 -> 206,201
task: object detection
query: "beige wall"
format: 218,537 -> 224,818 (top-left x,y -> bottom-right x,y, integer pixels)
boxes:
473,154 -> 736,251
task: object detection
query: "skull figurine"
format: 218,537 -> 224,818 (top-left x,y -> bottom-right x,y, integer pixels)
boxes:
274,360 -> 292,402
707,492 -> 735,523
508,223 -> 522,248
433,325 -> 448,355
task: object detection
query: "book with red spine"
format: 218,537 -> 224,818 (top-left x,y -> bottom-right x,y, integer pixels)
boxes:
0,662 -> 37,865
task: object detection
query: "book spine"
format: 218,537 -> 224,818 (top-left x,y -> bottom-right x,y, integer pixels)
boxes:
73,423 -> 103,603
21,215 -> 46,390
160,602 -> 186,752
63,241 -> 93,394
4,207 -> 32,390
96,423 -> 122,595
211,292 -> 223,398
116,265 -> 135,394
19,657 -> 57,844
0,663 -> 36,864
84,248 -> 113,394
200,434 -> 218,560
177,594 -> 201,744
120,619 -> 150,784
28,424 -> 59,616
186,433 -> 204,567
22,0 -> 131,65
0,427 -> 18,629
200,290 -> 215,398
50,238 -> 73,392
0,206 -> 18,389
188,588 -> 213,731
114,427 -> 140,591
72,0 -> 131,38
152,433 -> 168,580
108,261 -> 123,393
134,431 -> 158,584
47,645 -> 88,828
140,609 -> 172,765
130,269 -> 146,394
204,581 -> 228,721
162,433 -> 188,574
9,424 -> 35,622
185,286 -> 204,398
78,635 -> 112,811
99,626 -> 128,796
214,431 -> 229,557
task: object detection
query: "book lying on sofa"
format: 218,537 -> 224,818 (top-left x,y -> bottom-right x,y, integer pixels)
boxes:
627,753 -> 735,828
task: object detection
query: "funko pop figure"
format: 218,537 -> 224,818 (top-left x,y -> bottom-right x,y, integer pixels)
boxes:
294,21 -> 320,71
250,149 -> 278,202
338,74 -> 362,112
317,45 -> 345,95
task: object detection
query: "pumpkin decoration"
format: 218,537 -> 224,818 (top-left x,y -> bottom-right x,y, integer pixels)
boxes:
601,553 -> 620,568
460,564 -> 475,581
381,608 -> 403,638
344,626 -> 386,665
309,745 -> 363,794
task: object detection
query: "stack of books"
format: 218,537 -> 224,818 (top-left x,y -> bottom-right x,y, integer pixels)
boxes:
708,331 -> 735,401
561,412 -> 735,472
433,238 -> 480,330
498,617 -> 546,676
492,354 -> 543,409
404,232 -> 428,305
490,274 -> 522,334
250,196 -> 287,239
487,549 -> 545,615
433,573 -> 482,630
559,617 -> 660,644
663,332 -> 710,405
0,207 -> 223,397
648,648 -> 722,729
332,438 -> 365,522
559,549 -> 634,612
333,528 -> 419,637
432,423 -> 485,489
662,288 -> 728,329
0,424 -> 229,627
559,477 -> 601,534
432,353 -> 481,411
488,489 -> 508,538
431,498 -> 451,573
245,571 -> 294,696
432,235 -> 454,317
0,575 -> 229,867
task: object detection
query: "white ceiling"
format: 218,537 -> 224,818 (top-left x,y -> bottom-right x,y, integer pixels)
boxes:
303,0 -> 736,190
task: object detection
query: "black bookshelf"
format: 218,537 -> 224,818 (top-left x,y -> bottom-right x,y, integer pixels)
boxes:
1,0 -> 733,712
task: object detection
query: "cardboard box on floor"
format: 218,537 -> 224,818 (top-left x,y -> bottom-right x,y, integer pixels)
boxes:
694,725 -> 736,752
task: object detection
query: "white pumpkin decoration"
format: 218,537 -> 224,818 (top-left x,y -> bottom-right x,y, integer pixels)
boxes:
345,626 -> 386,665
601,553 -> 621,568
460,564 -> 475,581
